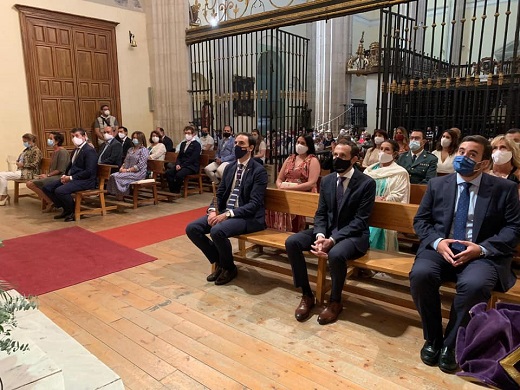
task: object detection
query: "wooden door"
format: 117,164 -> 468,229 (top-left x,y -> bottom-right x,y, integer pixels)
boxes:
17,5 -> 120,155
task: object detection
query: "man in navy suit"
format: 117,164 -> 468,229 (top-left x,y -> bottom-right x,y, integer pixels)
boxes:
165,125 -> 202,193
98,126 -> 122,167
186,132 -> 268,285
285,140 -> 376,325
410,135 -> 520,373
43,128 -> 98,222
397,129 -> 438,184
116,126 -> 133,160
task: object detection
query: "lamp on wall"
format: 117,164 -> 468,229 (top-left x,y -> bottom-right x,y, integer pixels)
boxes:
129,31 -> 137,48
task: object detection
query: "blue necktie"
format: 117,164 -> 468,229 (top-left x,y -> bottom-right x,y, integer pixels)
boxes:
452,182 -> 471,252
226,164 -> 244,210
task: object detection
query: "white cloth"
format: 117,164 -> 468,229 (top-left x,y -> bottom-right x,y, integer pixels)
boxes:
0,171 -> 22,195
149,143 -> 166,160
362,148 -> 379,167
204,161 -> 229,183
364,161 -> 410,203
432,150 -> 456,174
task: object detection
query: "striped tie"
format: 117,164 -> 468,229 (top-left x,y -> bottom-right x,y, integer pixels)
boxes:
226,164 -> 244,210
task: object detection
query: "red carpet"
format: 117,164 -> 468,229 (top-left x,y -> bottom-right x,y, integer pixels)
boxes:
98,207 -> 208,249
0,227 -> 156,296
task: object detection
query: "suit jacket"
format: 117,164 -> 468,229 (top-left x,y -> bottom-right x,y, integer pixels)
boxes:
162,135 -> 174,152
217,136 -> 236,163
314,168 -> 376,253
177,140 -> 202,172
211,158 -> 268,228
98,138 -> 123,166
414,173 -> 520,291
116,136 -> 133,159
397,150 -> 438,184
67,144 -> 98,187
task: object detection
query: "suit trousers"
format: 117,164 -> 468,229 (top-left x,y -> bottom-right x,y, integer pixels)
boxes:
165,167 -> 196,193
409,248 -> 499,348
42,179 -> 95,215
204,161 -> 229,183
285,229 -> 364,302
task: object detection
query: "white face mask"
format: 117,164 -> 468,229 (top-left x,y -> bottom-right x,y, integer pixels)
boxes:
103,133 -> 114,141
185,134 -> 193,142
72,136 -> 84,147
492,150 -> 513,165
151,136 -> 160,143
440,137 -> 451,148
103,110 -> 110,116
118,132 -> 126,139
47,139 -> 55,147
295,144 -> 308,155
378,151 -> 394,164
374,136 -> 385,145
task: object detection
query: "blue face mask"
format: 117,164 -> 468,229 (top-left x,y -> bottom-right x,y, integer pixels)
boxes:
47,139 -> 55,147
453,155 -> 479,176
23,141 -> 30,148
132,138 -> 140,145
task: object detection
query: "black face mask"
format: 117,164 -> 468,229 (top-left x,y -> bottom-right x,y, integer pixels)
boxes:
201,132 -> 208,137
333,157 -> 352,173
223,133 -> 231,138
234,145 -> 249,159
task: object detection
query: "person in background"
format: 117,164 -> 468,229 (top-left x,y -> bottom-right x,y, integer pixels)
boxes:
267,135 -> 320,232
107,131 -> 149,201
200,126 -> 215,151
505,128 -> 520,145
98,126 -> 123,167
0,133 -> 42,206
204,125 -> 235,184
94,104 -> 118,142
397,129 -> 438,184
432,129 -> 459,175
323,131 -> 335,149
394,126 -> 410,153
148,130 -> 167,161
26,132 -> 70,212
362,130 -> 389,168
157,127 -> 175,152
116,126 -> 133,160
364,139 -> 410,251
487,135 -> 520,197
251,129 -> 267,164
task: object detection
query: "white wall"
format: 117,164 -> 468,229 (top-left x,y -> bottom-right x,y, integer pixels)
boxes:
0,0 -> 152,171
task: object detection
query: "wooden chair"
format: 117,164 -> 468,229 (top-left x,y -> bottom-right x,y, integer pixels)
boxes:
74,164 -> 117,221
410,184 -> 427,205
14,157 -> 51,203
183,153 -> 210,198
164,152 -> 178,164
129,160 -> 159,209
202,149 -> 216,161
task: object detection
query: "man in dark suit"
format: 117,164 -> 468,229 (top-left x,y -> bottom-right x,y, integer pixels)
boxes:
186,132 -> 268,285
410,135 -> 520,373
43,128 -> 98,222
165,125 -> 202,193
116,126 -> 133,160
397,129 -> 438,184
158,127 -> 175,152
285,140 -> 376,325
98,126 -> 122,167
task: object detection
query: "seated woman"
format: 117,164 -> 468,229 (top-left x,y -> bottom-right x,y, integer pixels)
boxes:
432,128 -> 459,175
251,129 -> 267,164
26,132 -> 70,212
0,133 -> 42,206
148,129 -> 166,160
393,126 -> 410,154
266,135 -> 320,232
487,134 -> 520,197
364,139 -> 410,251
362,129 -> 389,168
107,131 -> 150,201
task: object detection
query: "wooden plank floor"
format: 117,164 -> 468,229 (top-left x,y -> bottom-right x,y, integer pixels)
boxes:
0,190 -> 481,389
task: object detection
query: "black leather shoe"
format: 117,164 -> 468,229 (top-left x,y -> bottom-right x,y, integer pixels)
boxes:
206,265 -> 223,282
54,211 -> 69,219
215,266 -> 238,285
295,295 -> 315,322
64,214 -> 75,222
439,346 -> 458,373
420,341 -> 441,366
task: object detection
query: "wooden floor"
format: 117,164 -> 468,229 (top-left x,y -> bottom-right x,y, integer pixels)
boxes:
0,190 -> 480,389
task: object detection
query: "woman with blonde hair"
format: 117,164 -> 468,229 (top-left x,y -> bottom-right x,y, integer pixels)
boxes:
393,126 -> 410,153
487,135 -> 520,196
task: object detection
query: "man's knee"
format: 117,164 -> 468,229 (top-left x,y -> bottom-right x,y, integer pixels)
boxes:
457,277 -> 494,299
209,224 -> 228,240
285,233 -> 306,252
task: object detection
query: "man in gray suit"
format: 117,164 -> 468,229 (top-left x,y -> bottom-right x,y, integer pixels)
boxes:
397,129 -> 438,184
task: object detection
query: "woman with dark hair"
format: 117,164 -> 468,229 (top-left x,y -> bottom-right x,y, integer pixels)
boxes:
148,129 -> 166,160
267,135 -> 320,232
362,129 -> 389,168
26,131 -> 71,212
251,129 -> 267,163
432,128 -> 459,174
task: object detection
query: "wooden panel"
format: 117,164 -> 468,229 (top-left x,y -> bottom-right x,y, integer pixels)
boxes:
86,33 -> 96,49
41,99 -> 60,128
79,100 -> 98,128
46,27 -> 57,43
63,81 -> 74,96
34,25 -> 44,42
76,51 -> 92,79
55,47 -> 73,78
75,31 -> 85,48
101,84 -> 111,97
39,80 -> 50,95
97,35 -> 107,50
36,46 -> 54,77
60,29 -> 70,45
93,53 -> 109,80
79,82 -> 89,97
91,83 -> 100,97
51,81 -> 62,96
60,100 -> 78,128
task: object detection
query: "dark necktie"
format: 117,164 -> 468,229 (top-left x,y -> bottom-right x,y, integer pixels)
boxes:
336,176 -> 347,208
452,182 -> 472,252
411,154 -> 417,163
226,164 -> 244,210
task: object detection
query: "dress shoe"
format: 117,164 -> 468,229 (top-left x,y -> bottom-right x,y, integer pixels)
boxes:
294,295 -> 315,322
438,346 -> 458,373
63,214 -> 76,222
215,266 -> 238,285
317,301 -> 343,325
206,265 -> 223,282
420,341 -> 441,366
54,211 -> 70,219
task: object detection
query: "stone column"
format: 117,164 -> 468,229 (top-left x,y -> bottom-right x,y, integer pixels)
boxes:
145,0 -> 191,141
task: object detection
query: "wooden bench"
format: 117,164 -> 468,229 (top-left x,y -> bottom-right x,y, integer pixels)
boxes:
128,160 -> 160,209
183,153 -> 210,198
13,157 -> 51,204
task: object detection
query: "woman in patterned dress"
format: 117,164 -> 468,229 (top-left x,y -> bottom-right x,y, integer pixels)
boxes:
107,131 -> 150,201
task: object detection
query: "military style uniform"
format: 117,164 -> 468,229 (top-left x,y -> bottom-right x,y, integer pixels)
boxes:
397,150 -> 438,184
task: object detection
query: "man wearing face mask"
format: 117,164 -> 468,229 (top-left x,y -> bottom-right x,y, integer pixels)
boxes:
43,128 -> 98,222
397,129 -> 438,184
285,140 -> 376,325
410,135 -> 520,374
200,126 -> 215,151
97,126 -> 123,168
204,125 -> 236,184
116,126 -> 133,160
186,133 -> 268,285
94,104 -> 119,143
165,125 -> 202,194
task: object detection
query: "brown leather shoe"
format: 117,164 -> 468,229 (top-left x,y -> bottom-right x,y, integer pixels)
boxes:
317,302 -> 343,325
295,295 -> 315,322
206,265 -> 222,282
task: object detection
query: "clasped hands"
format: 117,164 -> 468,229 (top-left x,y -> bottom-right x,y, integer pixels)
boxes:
310,236 -> 334,258
207,211 -> 228,226
436,239 -> 482,267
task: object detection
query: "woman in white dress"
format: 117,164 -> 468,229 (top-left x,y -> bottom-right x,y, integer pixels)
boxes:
148,130 -> 166,161
362,129 -> 389,168
364,139 -> 410,251
432,128 -> 459,174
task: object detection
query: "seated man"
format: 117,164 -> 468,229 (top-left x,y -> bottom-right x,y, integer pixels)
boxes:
285,140 -> 376,325
43,128 -> 98,222
200,126 -> 215,151
165,125 -> 202,194
158,127 -> 175,152
98,126 -> 123,167
410,135 -> 520,373
505,128 -> 520,145
116,126 -> 133,160
186,133 -> 267,285
204,125 -> 235,183
397,129 -> 438,184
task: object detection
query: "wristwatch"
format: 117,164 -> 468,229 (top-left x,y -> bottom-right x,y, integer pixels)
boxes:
225,210 -> 231,218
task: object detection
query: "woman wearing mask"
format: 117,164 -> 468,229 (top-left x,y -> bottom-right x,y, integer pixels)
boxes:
107,131 -> 150,201
393,126 -> 410,153
251,129 -> 267,164
432,129 -> 459,174
0,133 -> 42,206
364,139 -> 410,251
26,132 -> 70,212
267,135 -> 320,232
148,130 -> 166,160
487,135 -> 520,197
362,130 -> 389,168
